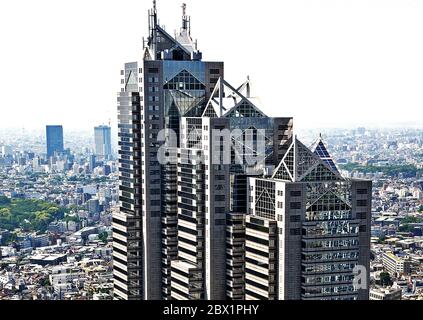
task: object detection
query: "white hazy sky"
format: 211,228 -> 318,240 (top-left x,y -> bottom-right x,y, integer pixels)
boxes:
1,0 -> 422,132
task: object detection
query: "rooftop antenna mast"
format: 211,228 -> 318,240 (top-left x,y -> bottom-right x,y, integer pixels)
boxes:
148,0 -> 158,58
181,3 -> 191,35
152,0 -> 158,28
246,76 -> 251,98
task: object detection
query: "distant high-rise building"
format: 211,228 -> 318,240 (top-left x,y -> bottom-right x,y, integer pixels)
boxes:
94,125 -> 112,160
46,125 -> 64,157
89,154 -> 97,173
1,145 -> 13,157
357,127 -> 366,135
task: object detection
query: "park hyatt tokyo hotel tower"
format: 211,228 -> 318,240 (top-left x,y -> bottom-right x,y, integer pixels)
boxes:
113,1 -> 371,300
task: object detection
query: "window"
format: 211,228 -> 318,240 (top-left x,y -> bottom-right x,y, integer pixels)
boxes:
215,195 -> 225,202
215,219 -> 225,225
290,202 -> 301,210
357,212 -> 366,219
148,76 -> 159,83
277,202 -> 283,209
148,67 -> 159,73
209,69 -> 220,75
148,105 -> 159,111
148,96 -> 159,102
290,228 -> 301,236
357,199 -> 367,207
290,190 -> 302,197
151,211 -> 160,217
290,215 -> 301,223
357,189 -> 368,195
254,179 -> 276,220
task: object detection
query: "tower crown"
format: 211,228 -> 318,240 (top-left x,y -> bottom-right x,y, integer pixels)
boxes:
144,1 -> 201,61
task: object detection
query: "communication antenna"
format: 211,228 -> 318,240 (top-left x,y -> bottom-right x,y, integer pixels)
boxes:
246,76 -> 251,98
181,3 -> 191,35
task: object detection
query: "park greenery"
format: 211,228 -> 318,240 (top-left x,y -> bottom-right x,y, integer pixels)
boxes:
0,196 -> 66,233
67,175 -> 108,183
379,272 -> 393,286
398,216 -> 423,233
98,232 -> 109,244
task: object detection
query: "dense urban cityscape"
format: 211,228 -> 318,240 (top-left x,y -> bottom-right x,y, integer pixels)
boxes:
1,125 -> 422,300
0,126 -> 116,300
1,1 -> 423,302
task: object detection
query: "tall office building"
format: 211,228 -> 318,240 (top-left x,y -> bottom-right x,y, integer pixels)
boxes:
46,125 -> 64,157
226,212 -> 246,300
94,125 -> 112,160
114,2 -> 224,300
170,82 -> 292,300
246,136 -> 371,300
113,1 -> 371,301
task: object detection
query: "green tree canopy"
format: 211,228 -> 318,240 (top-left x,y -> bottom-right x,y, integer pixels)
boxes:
98,232 -> 108,244
379,272 -> 393,286
0,199 -> 65,233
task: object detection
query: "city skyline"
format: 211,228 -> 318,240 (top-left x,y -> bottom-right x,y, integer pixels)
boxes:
1,0 -> 423,131
1,0 -> 423,306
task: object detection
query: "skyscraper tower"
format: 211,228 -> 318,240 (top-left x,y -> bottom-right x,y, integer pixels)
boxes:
114,1 -> 224,300
94,125 -> 112,160
246,136 -> 371,300
46,125 -> 64,157
170,80 -> 293,300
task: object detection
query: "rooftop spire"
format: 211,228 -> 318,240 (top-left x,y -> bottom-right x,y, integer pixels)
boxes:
148,0 -> 158,31
312,134 -> 340,174
182,2 -> 186,16
181,3 -> 191,35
